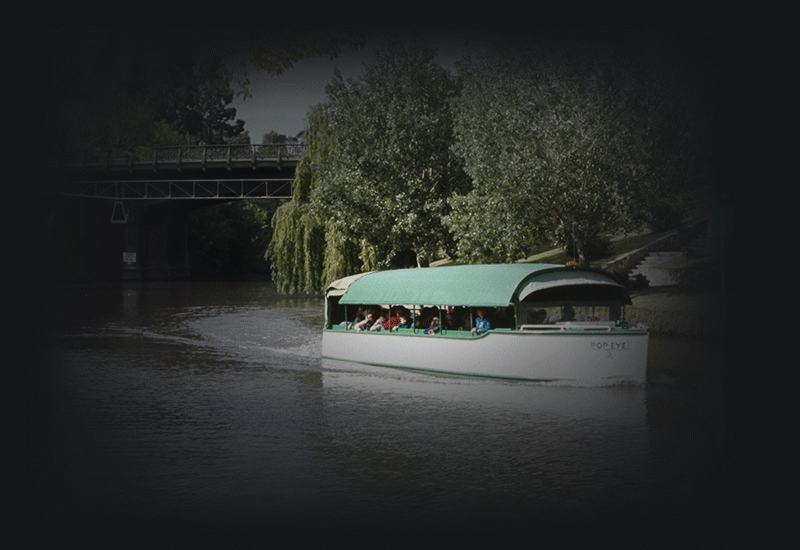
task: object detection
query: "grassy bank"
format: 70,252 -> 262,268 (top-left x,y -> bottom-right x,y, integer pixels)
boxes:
523,229 -> 677,265
625,287 -> 721,338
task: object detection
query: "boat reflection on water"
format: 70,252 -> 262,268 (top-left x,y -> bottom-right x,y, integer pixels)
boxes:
321,357 -> 646,426
318,357 -> 650,525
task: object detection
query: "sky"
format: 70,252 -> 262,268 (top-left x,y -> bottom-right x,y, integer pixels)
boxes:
227,26 -> 707,143
230,39 -> 462,142
230,51 -> 362,141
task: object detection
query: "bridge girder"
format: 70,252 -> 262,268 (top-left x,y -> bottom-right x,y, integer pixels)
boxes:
53,144 -> 302,281
60,178 -> 294,200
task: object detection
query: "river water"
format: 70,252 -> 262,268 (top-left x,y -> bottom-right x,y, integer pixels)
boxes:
23,281 -> 735,548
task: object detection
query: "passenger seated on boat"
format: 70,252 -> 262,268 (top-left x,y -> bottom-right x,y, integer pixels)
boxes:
531,309 -> 547,324
392,310 -> 411,331
383,306 -> 399,331
471,308 -> 491,335
546,305 -> 575,323
443,307 -> 460,330
437,306 -> 466,331
414,306 -> 438,331
424,316 -> 441,335
440,306 -> 467,330
353,311 -> 375,332
371,308 -> 389,331
341,306 -> 367,329
383,306 -> 410,331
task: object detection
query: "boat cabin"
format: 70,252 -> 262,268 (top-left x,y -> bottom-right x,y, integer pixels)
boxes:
324,264 -> 632,334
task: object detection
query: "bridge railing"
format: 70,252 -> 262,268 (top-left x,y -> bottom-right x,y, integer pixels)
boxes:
57,143 -> 306,169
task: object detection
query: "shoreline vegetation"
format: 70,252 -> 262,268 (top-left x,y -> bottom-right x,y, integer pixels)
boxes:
265,40 -> 713,294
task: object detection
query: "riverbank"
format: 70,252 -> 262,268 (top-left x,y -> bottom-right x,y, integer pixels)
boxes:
626,287 -> 722,338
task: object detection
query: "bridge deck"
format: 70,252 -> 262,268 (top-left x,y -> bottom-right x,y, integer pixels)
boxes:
56,144 -> 302,199
63,178 -> 293,200
55,143 -> 305,171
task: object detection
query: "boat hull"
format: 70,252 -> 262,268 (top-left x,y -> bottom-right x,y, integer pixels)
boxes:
321,328 -> 648,385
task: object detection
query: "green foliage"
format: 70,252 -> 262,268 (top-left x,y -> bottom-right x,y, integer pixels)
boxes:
187,201 -> 275,279
266,38 -> 709,293
643,197 -> 685,233
60,87 -> 197,151
446,46 -> 634,264
237,35 -> 361,94
157,56 -> 246,144
267,105 -> 337,293
321,228 -> 369,287
446,43 -> 707,265
445,189 -> 544,264
312,40 -> 470,269
269,41 -> 470,293
267,200 -> 325,293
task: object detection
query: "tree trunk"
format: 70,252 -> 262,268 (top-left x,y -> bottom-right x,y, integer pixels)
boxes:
413,247 -> 429,268
574,235 -> 589,266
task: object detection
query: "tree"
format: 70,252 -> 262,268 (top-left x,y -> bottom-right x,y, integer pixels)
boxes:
188,200 -> 276,279
267,105 -> 328,293
268,103 -> 373,293
268,40 -> 473,293
446,43 -> 707,265
157,56 -> 246,144
312,40 -> 470,270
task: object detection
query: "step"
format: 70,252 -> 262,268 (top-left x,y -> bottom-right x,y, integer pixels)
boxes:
631,252 -> 682,270
627,251 -> 684,287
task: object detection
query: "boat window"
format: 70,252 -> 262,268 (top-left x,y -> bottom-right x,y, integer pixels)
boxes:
516,303 -> 620,325
333,303 -> 529,332
518,283 -> 630,305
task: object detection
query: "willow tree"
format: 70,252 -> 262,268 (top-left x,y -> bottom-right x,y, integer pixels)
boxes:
268,103 -> 373,293
446,43 -> 706,265
312,40 -> 470,269
267,106 -> 325,293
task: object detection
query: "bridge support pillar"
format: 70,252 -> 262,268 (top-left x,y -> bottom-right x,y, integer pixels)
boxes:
169,204 -> 191,279
120,203 -> 190,281
143,207 -> 172,280
122,205 -> 142,281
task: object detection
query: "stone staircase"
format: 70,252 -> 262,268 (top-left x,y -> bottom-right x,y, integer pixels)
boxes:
627,251 -> 684,287
625,232 -> 711,288
601,212 -> 720,289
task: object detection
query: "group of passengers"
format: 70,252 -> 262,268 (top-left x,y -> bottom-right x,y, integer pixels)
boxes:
529,305 -> 575,324
344,305 -> 516,335
348,305 -> 411,333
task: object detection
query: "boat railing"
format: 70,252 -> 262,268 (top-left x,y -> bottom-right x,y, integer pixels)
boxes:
331,322 -> 625,334
519,322 -> 616,332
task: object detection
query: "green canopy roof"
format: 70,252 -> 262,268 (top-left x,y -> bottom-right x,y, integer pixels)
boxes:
332,264 -> 627,307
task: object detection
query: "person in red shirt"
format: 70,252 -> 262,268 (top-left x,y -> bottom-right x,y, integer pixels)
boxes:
383,306 -> 409,331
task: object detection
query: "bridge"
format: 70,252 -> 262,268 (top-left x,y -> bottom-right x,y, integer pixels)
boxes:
58,143 -> 302,200
55,144 -> 304,281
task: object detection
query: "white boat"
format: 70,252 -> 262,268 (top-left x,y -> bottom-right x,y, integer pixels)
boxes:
321,264 -> 648,385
